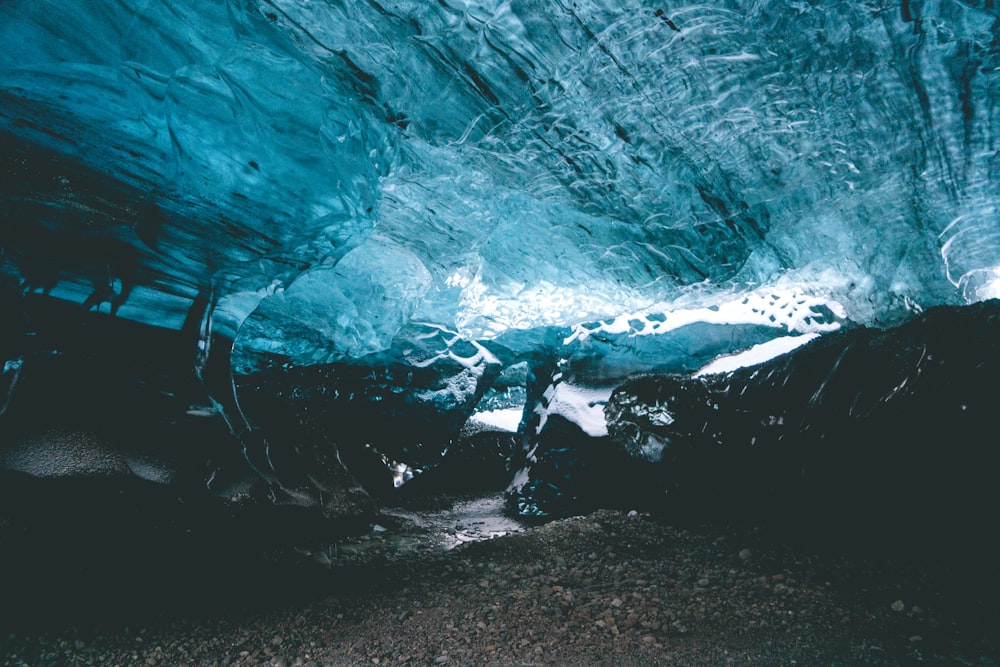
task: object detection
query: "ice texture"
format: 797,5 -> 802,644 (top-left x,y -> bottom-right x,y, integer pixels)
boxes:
3,1 -> 1000,514
5,1 -> 998,338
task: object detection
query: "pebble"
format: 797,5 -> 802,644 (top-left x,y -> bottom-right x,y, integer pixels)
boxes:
2,508 -> 990,667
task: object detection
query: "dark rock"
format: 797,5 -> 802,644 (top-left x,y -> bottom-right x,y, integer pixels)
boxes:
605,300 -> 1000,553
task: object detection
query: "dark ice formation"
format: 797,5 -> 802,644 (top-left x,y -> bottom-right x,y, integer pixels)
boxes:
3,1 -> 1000,531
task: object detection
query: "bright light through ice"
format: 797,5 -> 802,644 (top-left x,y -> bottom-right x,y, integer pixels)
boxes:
564,288 -> 844,346
456,274 -> 651,339
974,267 -> 1000,301
695,333 -> 820,377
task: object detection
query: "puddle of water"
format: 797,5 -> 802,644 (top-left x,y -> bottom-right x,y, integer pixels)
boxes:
384,495 -> 526,550
299,494 -> 526,567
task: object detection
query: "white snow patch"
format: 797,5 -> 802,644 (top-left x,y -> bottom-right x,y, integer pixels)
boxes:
468,407 -> 523,432
508,466 -> 531,493
548,384 -> 614,438
695,333 -> 820,377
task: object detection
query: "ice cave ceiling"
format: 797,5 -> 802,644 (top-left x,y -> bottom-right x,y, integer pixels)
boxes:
2,1 -> 1000,515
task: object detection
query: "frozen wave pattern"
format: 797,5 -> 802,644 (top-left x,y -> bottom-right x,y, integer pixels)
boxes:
4,0 -> 999,346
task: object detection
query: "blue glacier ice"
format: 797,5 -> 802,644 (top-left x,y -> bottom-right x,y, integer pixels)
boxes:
2,1 -> 1000,519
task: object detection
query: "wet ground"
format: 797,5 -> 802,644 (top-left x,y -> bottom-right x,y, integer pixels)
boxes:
2,488 -> 999,666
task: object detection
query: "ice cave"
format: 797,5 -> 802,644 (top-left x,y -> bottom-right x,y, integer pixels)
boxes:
3,0 -> 1000,561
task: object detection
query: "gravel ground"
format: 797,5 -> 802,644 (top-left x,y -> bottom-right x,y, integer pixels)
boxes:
3,503 -> 999,667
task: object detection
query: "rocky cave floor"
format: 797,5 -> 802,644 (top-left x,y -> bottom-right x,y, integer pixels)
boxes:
2,492 -> 999,667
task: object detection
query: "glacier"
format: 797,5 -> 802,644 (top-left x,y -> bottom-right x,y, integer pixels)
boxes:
2,0 -> 1000,526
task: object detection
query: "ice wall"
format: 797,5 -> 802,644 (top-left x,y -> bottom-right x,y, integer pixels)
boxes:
3,1 -> 1000,510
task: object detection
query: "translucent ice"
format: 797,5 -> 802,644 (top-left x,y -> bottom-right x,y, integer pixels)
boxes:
4,1 -> 1000,515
